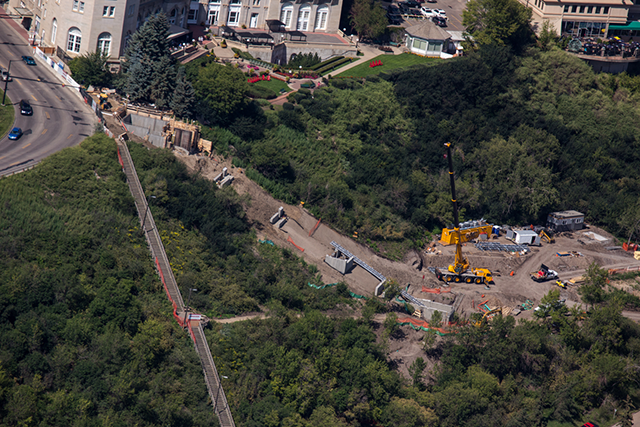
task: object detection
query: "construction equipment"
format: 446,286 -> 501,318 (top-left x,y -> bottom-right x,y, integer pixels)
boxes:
539,229 -> 555,244
530,264 -> 559,282
439,219 -> 493,245
555,279 -> 567,289
474,307 -> 502,327
433,143 -> 494,285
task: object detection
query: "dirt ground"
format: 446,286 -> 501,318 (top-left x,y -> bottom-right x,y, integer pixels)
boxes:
176,152 -> 640,380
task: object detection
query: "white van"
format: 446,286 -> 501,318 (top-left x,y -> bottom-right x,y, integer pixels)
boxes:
0,68 -> 11,82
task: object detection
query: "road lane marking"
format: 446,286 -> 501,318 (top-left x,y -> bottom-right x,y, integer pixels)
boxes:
41,129 -> 47,135
31,95 -> 38,101
67,134 -> 73,139
16,79 -> 22,86
21,143 -> 31,149
54,94 -> 61,100
45,112 -> 50,119
0,156 -> 5,161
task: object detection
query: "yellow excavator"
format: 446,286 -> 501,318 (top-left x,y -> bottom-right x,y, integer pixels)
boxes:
539,229 -> 555,244
434,143 -> 495,285
475,307 -> 502,327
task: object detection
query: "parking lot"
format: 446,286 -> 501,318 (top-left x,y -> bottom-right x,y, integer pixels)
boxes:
382,0 -> 468,32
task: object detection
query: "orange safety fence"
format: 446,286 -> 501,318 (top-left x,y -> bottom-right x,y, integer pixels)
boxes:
309,218 -> 321,237
287,236 -> 305,252
608,266 -> 640,275
421,286 -> 452,294
397,317 -> 458,335
155,257 -> 199,341
117,147 -> 124,167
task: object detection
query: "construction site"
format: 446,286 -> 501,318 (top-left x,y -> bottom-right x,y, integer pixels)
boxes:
176,147 -> 640,378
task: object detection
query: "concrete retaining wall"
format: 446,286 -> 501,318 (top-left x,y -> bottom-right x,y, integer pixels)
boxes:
123,114 -> 169,148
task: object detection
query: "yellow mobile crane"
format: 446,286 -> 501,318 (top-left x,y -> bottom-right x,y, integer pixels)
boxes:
434,143 -> 495,285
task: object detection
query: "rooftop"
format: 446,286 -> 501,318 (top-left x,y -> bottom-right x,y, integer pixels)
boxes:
405,22 -> 451,41
549,210 -> 584,218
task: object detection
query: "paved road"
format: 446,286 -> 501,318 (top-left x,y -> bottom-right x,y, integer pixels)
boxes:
0,14 -> 95,177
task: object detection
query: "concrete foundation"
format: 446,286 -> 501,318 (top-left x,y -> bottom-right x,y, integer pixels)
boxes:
420,300 -> 454,323
270,206 -> 285,224
122,114 -> 169,147
324,253 -> 354,274
218,175 -> 234,188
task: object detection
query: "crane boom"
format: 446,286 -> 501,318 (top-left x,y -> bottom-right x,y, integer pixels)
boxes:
444,142 -> 469,274
432,143 -> 494,285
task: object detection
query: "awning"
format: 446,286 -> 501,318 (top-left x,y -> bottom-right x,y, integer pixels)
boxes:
167,24 -> 191,40
13,7 -> 34,17
609,21 -> 640,31
286,30 -> 307,41
266,19 -> 286,32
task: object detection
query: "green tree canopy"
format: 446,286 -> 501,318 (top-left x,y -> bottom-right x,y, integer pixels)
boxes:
193,62 -> 249,125
124,13 -> 176,105
349,0 -> 388,41
462,0 -> 533,51
170,66 -> 196,119
68,51 -> 111,88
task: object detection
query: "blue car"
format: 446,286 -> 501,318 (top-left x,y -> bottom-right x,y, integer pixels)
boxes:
8,127 -> 23,140
22,55 -> 36,66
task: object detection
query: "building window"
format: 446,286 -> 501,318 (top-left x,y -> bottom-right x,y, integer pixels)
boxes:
51,18 -> 57,43
128,5 -> 135,16
595,6 -> 601,13
280,3 -> 293,28
208,7 -> 219,25
227,10 -> 240,25
72,0 -> 78,10
571,5 -> 577,12
579,6 -> 585,13
412,38 -> 426,50
67,27 -> 81,52
79,1 -> 84,12
230,0 -> 241,4
188,9 -> 197,21
297,6 -> 310,31
250,13 -> 258,28
97,32 -> 111,55
315,6 -> 328,30
563,5 -> 569,12
587,6 -> 593,13
252,0 -> 260,5
603,6 -> 609,13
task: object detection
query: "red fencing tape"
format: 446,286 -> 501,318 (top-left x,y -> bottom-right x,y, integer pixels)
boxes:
309,218 -> 321,237
117,147 -> 124,167
287,236 -> 305,252
421,286 -> 452,294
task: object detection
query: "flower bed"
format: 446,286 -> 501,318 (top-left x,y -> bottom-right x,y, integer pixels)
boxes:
248,75 -> 272,83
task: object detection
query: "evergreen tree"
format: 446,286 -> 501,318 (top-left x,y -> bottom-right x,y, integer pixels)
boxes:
170,67 -> 196,119
124,13 -> 175,105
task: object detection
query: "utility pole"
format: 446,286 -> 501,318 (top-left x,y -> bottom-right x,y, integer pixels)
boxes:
2,60 -> 15,106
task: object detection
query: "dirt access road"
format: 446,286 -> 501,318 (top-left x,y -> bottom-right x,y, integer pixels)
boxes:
177,153 -> 640,319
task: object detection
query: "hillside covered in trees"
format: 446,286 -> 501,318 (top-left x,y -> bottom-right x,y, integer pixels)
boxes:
203,46 -> 640,256
0,132 -> 639,427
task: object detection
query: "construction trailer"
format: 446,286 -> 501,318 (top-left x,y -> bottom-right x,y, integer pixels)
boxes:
439,219 -> 494,245
546,210 -> 585,232
505,229 -> 541,246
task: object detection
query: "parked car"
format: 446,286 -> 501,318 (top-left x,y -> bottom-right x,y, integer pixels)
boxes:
22,55 -> 36,66
405,0 -> 420,7
0,67 -> 10,82
8,127 -> 23,140
431,15 -> 447,26
20,99 -> 33,116
420,7 -> 435,17
426,0 -> 437,3
434,9 -> 447,18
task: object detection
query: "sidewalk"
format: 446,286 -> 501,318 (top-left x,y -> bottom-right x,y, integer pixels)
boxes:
0,6 -> 30,43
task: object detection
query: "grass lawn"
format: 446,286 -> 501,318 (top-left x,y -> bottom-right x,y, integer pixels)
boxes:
335,53 -> 440,78
253,78 -> 291,94
0,90 -> 15,138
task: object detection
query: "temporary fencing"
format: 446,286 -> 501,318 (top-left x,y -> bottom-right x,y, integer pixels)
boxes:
117,147 -> 124,168
309,218 -> 321,237
421,286 -> 452,294
396,317 -> 457,336
307,282 -> 367,299
287,236 -> 305,252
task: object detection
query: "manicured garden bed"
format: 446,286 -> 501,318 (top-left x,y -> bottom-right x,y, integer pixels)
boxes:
335,53 -> 440,78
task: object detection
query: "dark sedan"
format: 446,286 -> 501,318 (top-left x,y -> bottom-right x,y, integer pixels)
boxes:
22,55 -> 36,66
